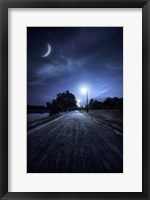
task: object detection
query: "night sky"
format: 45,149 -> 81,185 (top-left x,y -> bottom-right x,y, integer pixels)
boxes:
27,27 -> 123,106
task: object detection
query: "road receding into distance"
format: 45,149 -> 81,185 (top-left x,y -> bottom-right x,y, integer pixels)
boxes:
27,110 -> 123,173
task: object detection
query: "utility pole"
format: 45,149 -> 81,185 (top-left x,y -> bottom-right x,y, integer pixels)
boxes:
86,89 -> 88,113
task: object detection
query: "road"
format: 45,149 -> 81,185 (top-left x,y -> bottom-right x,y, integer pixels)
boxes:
27,110 -> 123,173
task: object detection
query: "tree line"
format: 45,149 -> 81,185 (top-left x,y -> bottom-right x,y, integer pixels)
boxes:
88,97 -> 123,112
27,105 -> 48,114
27,91 -> 123,115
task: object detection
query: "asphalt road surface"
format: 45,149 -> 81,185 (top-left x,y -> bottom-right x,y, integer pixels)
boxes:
27,110 -> 123,173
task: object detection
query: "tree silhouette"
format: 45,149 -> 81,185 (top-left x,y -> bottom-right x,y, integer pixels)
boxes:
89,99 -> 103,109
89,97 -> 123,112
46,102 -> 52,115
46,90 -> 77,115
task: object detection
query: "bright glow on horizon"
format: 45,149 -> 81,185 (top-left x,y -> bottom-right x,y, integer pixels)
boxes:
76,99 -> 81,107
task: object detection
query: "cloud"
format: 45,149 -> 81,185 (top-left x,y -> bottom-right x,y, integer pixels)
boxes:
37,64 -> 63,77
28,60 -> 75,86
94,88 -> 111,98
50,45 -> 71,66
28,80 -> 45,86
105,64 -> 122,70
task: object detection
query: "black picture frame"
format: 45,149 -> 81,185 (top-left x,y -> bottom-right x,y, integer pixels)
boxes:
0,0 -> 149,199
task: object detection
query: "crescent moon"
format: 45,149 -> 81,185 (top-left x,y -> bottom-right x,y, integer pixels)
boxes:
41,43 -> 51,57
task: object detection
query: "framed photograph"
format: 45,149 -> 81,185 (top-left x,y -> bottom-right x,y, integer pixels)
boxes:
0,0 -> 149,199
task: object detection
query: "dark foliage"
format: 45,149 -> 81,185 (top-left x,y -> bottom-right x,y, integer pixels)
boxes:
27,105 -> 48,114
89,97 -> 123,112
46,90 -> 77,115
89,99 -> 103,110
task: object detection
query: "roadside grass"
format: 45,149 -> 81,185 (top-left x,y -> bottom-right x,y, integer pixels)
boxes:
27,112 -> 66,130
80,109 -> 123,133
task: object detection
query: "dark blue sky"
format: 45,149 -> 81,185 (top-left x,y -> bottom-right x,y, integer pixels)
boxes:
27,27 -> 123,106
